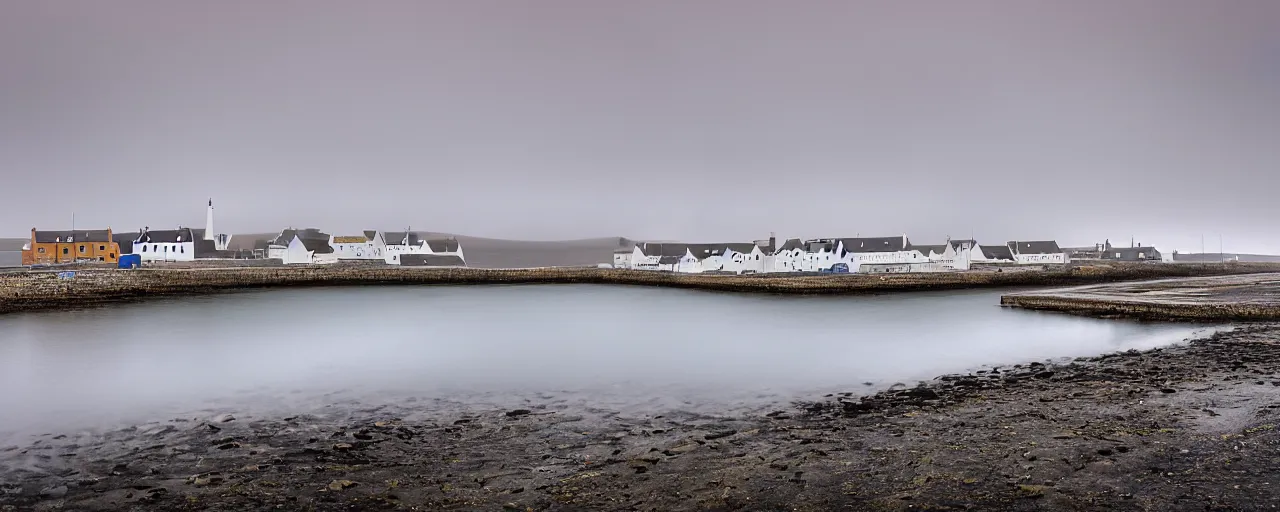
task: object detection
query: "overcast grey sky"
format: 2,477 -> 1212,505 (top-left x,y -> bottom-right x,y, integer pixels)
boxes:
2,1 -> 1277,252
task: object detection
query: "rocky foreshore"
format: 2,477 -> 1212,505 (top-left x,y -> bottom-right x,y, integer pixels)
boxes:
3,263 -> 1278,315
3,325 -> 1278,511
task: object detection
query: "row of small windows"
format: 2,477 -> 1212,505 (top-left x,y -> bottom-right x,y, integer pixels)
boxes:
139,244 -> 184,253
36,245 -> 106,254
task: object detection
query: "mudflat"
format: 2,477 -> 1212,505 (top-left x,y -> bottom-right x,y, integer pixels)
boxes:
2,325 -> 1277,511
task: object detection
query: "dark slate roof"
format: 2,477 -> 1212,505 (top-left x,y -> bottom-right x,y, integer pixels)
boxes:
384,231 -> 422,246
400,254 -> 466,267
34,230 -> 113,243
135,228 -> 195,244
981,245 -> 1015,260
775,238 -> 805,253
112,233 -> 134,254
657,255 -> 683,264
948,239 -> 978,251
1007,240 -> 1062,255
426,239 -> 461,252
363,230 -> 379,241
1108,247 -> 1161,257
838,237 -> 908,253
910,244 -> 946,256
805,241 -> 833,252
272,228 -> 329,246
637,243 -> 692,257
685,243 -> 760,260
299,238 -> 334,254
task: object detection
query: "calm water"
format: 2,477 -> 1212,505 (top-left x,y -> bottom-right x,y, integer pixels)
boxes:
0,285 -> 1213,439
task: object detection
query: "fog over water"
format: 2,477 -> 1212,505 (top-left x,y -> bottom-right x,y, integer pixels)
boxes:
0,285 -> 1214,441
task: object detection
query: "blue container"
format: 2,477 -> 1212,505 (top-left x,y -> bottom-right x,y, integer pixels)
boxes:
118,254 -> 141,269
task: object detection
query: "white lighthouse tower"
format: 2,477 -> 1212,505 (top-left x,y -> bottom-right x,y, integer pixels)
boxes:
205,199 -> 231,251
205,199 -> 215,241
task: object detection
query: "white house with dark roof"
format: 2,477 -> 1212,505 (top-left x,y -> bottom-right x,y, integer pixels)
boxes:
834,235 -> 929,272
631,242 -> 762,273
267,228 -> 329,260
1007,240 -> 1066,265
331,231 -> 386,260
133,227 -> 197,262
976,244 -> 1015,263
282,234 -> 337,265
382,231 -> 466,265
382,231 -> 426,264
688,243 -> 766,274
631,243 -> 698,272
798,240 -> 838,272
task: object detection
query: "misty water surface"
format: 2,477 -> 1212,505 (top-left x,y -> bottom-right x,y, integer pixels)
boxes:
0,285 -> 1214,438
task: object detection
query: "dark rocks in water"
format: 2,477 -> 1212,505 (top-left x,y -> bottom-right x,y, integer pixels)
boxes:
212,414 -> 236,423
506,409 -> 533,418
1160,388 -> 1177,394
1034,371 -> 1055,379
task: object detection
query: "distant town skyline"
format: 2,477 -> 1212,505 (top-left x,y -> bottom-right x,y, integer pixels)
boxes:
2,1 -> 1278,253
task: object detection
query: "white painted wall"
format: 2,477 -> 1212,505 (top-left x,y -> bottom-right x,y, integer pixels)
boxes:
771,249 -> 806,272
629,246 -> 663,270
802,248 -> 836,272
135,242 -> 196,262
331,235 -> 386,260
383,243 -> 426,264
1012,253 -> 1066,264
613,251 -> 633,269
695,247 -> 765,274
282,236 -> 313,265
834,240 -> 929,273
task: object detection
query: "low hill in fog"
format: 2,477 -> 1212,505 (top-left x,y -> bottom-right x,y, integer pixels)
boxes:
225,232 -> 632,268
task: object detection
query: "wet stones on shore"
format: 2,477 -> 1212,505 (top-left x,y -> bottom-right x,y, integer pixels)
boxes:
3,327 -> 1279,510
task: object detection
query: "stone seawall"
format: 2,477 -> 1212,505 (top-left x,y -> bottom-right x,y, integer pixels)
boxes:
1000,294 -> 1280,321
2,263 -> 1278,315
1000,272 -> 1280,321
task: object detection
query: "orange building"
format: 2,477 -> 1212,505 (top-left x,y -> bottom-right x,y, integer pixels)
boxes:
21,228 -> 122,265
